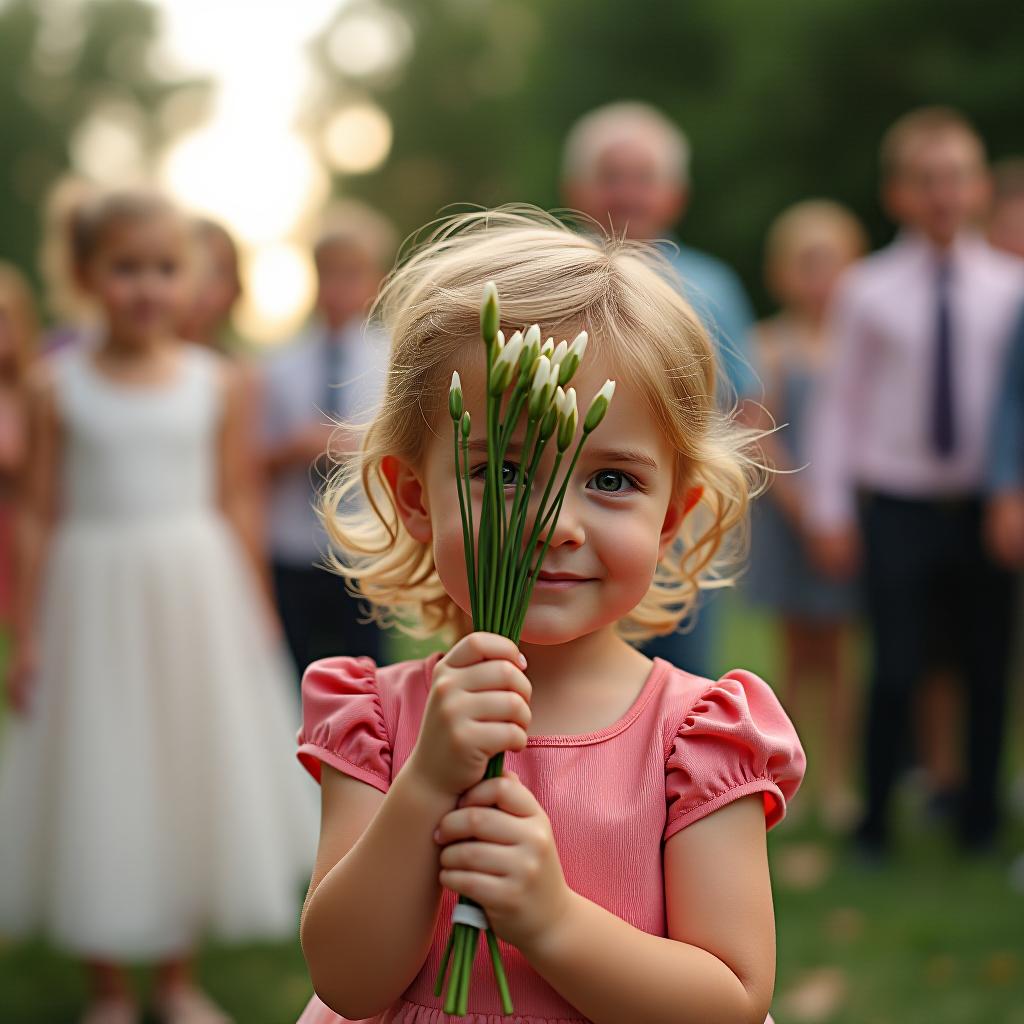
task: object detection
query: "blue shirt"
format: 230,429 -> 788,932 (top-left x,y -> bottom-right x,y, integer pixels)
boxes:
661,240 -> 758,400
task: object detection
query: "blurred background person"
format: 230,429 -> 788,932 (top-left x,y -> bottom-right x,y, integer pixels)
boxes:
36,175 -> 100,358
0,263 -> 36,641
560,100 -> 757,679
746,199 -> 867,831
178,217 -> 243,353
261,200 -> 396,677
988,158 -> 1024,260
0,189 -> 315,1024
807,107 -> 1024,857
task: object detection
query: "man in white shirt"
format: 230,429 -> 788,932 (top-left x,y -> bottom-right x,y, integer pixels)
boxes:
262,203 -> 395,675
807,108 -> 1024,855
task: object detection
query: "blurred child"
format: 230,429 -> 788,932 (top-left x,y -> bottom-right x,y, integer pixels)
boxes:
179,217 -> 243,351
37,173 -> 100,355
747,201 -> 867,828
807,108 -> 1024,856
0,189 -> 315,1024
988,158 -> 1024,259
296,207 -> 803,1024
0,263 -> 36,625
561,101 -> 758,679
262,200 -> 395,676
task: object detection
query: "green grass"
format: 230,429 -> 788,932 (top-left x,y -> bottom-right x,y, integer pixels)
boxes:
2,600 -> 1023,1023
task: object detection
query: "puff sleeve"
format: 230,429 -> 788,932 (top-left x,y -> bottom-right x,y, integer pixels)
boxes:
296,656 -> 392,793
664,669 -> 805,841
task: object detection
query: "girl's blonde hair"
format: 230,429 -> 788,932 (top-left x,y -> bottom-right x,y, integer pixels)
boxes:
322,206 -> 761,644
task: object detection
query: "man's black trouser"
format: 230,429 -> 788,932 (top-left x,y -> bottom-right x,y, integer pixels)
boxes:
273,562 -> 386,680
857,493 -> 1015,848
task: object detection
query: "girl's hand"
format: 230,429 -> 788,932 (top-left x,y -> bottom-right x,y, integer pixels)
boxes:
407,632 -> 531,800
435,771 -> 571,953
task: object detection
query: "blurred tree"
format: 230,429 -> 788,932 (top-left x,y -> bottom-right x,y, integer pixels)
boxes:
312,0 -> 1024,311
0,0 -> 207,316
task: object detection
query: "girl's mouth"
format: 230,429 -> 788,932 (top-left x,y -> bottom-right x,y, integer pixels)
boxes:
534,573 -> 594,590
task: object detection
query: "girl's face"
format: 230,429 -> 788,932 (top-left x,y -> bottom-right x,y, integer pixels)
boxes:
390,350 -> 686,647
772,237 -> 854,317
83,215 -> 191,346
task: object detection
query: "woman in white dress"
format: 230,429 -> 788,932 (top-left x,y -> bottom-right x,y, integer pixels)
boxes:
0,190 -> 316,1024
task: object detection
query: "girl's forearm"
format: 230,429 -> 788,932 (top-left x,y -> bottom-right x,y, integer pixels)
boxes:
523,891 -> 771,1024
300,765 -> 455,1019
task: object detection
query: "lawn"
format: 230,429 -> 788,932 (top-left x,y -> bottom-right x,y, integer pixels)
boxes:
2,598 -> 1023,1023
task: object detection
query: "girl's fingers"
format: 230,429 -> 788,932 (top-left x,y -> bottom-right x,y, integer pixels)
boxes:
439,839 -> 520,876
469,721 -> 529,756
457,773 -> 540,816
453,659 -> 532,700
435,805 -> 522,846
444,632 -> 527,670
439,869 -> 505,907
465,689 -> 531,729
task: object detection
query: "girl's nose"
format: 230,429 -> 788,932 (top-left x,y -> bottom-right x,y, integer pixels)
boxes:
534,488 -> 585,550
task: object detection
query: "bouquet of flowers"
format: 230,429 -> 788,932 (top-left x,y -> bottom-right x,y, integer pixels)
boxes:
435,282 -> 615,1015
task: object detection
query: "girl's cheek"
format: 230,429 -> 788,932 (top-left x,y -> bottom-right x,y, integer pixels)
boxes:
434,529 -> 473,615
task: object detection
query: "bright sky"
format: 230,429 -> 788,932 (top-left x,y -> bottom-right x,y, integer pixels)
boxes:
75,0 -> 400,341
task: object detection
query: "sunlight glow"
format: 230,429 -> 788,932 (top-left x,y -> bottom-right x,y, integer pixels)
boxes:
237,243 -> 317,343
323,103 -> 394,175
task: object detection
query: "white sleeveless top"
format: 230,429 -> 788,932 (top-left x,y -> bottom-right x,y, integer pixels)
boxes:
55,344 -> 222,524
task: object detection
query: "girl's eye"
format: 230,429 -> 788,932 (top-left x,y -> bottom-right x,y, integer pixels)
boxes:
470,461 -> 519,486
588,469 -> 637,493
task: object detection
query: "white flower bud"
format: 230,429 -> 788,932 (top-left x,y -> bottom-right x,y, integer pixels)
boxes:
449,371 -> 463,421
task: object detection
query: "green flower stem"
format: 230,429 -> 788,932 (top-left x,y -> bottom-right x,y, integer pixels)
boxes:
507,444 -> 566,629
459,427 -> 477,621
500,431 -> 550,636
513,439 -> 587,638
444,925 -> 466,1014
453,425 -> 477,622
494,415 -> 539,631
434,929 -> 456,998
487,929 -> 514,1014
485,397 -> 502,632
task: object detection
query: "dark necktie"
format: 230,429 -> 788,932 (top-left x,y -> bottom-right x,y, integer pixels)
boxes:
932,257 -> 955,457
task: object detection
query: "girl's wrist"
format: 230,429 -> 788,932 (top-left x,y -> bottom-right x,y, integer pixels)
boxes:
517,887 -> 584,965
391,758 -> 458,821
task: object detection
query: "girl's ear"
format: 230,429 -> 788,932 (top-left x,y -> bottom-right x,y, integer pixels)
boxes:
381,454 -> 432,544
658,485 -> 703,557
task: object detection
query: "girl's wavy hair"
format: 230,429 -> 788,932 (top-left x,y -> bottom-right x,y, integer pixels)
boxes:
321,206 -> 763,644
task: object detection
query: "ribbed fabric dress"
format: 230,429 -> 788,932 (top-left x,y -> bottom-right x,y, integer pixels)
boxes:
296,653 -> 805,1024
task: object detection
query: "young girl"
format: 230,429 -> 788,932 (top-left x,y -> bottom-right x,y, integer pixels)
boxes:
297,208 -> 805,1024
745,200 -> 866,830
0,190 -> 316,1024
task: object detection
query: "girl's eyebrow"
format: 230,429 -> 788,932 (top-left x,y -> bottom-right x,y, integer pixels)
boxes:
468,438 -> 657,470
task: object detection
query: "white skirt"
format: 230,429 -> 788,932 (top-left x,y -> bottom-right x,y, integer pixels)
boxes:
0,512 -> 318,959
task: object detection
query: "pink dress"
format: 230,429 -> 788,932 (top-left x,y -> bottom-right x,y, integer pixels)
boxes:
296,654 -> 805,1024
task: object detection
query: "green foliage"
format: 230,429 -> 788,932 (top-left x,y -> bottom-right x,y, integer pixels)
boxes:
318,0 -> 1024,312
0,0 -> 206,306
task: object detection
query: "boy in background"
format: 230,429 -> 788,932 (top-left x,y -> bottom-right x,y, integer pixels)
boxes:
261,201 -> 396,675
